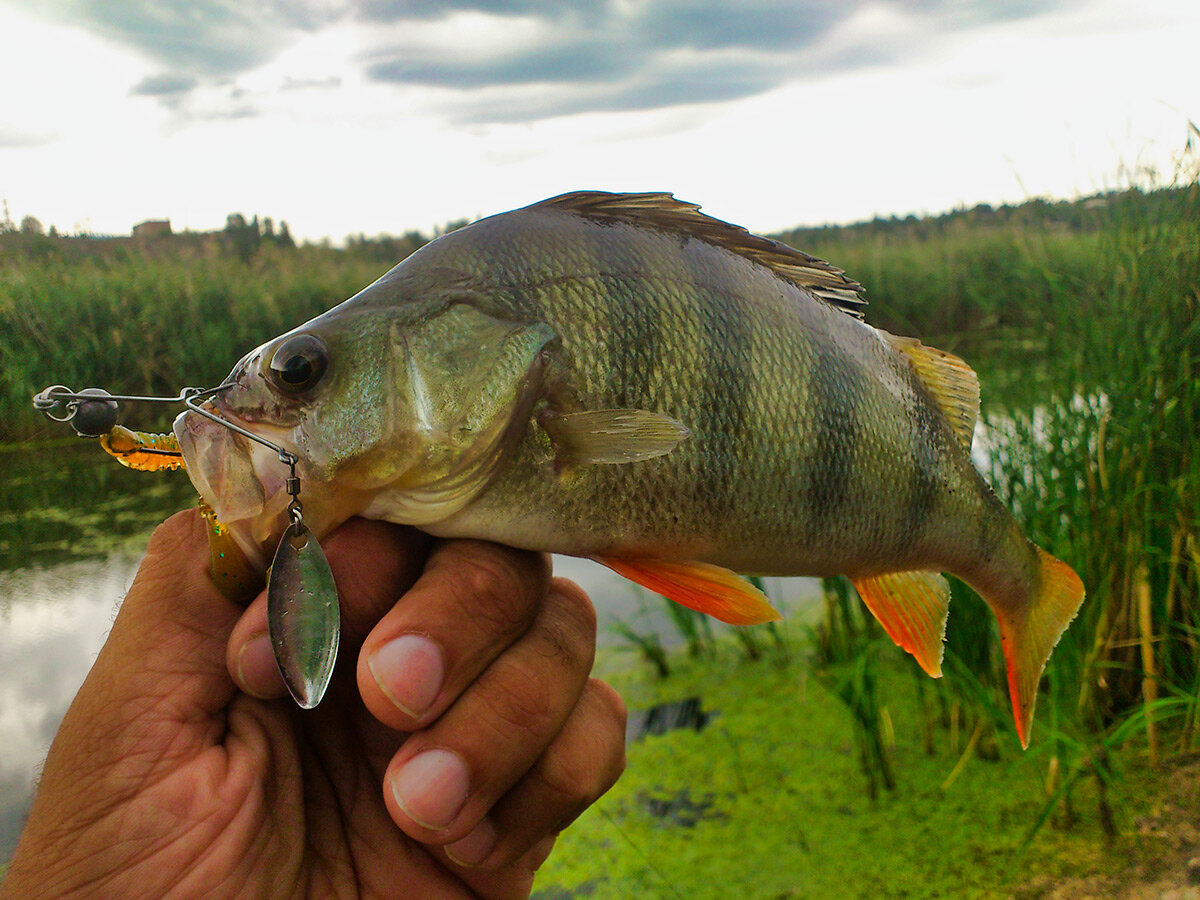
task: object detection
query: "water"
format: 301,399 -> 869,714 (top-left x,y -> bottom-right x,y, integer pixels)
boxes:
0,440 -> 821,864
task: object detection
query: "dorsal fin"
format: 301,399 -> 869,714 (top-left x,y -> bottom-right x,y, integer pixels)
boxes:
536,191 -> 867,320
885,333 -> 980,447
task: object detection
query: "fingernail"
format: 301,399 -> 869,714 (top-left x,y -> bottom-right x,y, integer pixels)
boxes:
237,633 -> 280,699
369,634 -> 444,719
391,748 -> 470,830
445,817 -> 497,867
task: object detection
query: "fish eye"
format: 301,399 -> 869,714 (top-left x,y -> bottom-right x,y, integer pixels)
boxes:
266,334 -> 329,394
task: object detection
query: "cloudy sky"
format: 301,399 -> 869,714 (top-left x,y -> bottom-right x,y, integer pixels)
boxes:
1,0 -> 1196,241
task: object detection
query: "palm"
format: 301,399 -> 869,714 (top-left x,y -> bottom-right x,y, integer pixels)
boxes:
3,513 -> 623,900
199,687 -> 470,897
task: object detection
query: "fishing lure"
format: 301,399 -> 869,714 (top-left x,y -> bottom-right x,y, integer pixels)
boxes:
33,383 -> 340,709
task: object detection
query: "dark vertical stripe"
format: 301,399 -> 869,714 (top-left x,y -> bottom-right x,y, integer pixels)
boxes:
588,222 -> 664,408
806,342 -> 861,540
692,250 -> 753,519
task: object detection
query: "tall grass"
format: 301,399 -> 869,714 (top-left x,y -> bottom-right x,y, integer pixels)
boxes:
800,154 -> 1198,827
0,242 -> 387,442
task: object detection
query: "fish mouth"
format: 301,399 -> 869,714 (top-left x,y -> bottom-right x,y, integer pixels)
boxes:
173,406 -> 294,572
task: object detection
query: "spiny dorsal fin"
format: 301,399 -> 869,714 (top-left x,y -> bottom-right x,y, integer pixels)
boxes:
885,333 -> 980,447
537,191 -> 867,320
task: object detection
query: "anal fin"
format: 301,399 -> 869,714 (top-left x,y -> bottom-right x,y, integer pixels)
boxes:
596,557 -> 781,626
852,570 -> 950,677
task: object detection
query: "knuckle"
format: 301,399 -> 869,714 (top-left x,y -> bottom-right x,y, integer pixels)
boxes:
481,674 -> 556,738
549,578 -> 598,639
441,545 -> 543,637
532,596 -> 597,676
588,679 -> 628,737
536,743 -> 599,809
589,681 -> 629,786
537,681 -> 628,807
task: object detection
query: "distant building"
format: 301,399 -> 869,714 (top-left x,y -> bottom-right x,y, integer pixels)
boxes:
132,219 -> 172,239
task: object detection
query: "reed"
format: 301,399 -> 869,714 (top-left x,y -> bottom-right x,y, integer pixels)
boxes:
1,242 -> 386,442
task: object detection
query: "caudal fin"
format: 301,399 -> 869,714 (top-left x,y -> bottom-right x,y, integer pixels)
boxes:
993,548 -> 1085,748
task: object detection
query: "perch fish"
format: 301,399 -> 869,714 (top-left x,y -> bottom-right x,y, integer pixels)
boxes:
173,191 -> 1084,746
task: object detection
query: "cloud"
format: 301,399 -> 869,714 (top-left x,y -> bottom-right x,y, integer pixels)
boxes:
0,125 -> 56,148
367,36 -> 632,89
130,72 -> 199,97
358,0 -> 601,23
359,0 -> 1072,122
35,0 -> 343,114
29,0 -> 1072,123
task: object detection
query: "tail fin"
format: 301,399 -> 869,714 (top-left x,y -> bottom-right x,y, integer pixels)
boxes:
992,548 -> 1085,748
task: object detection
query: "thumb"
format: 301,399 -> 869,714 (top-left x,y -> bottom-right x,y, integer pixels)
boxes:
51,509 -> 243,780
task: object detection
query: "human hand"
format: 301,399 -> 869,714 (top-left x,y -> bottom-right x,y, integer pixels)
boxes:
1,510 -> 626,899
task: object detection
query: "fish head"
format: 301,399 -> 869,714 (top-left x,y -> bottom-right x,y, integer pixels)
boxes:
174,290 -> 556,570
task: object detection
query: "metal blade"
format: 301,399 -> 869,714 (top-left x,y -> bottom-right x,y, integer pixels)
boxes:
267,524 -> 340,708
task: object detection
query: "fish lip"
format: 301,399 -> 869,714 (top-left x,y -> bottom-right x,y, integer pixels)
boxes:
173,405 -> 296,571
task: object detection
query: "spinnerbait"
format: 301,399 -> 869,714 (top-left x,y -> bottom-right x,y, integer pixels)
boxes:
33,383 -> 340,709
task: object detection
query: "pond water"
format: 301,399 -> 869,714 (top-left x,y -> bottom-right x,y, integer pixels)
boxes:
0,439 -> 820,864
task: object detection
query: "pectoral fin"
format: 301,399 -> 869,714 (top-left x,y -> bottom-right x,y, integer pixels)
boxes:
851,570 -> 950,677
596,556 -> 781,625
544,410 -> 690,466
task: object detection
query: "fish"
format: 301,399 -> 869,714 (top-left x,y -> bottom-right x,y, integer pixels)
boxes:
173,191 -> 1084,746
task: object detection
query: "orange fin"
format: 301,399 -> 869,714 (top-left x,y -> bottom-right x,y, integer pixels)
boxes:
596,557 -> 781,626
852,570 -> 950,677
992,549 -> 1085,748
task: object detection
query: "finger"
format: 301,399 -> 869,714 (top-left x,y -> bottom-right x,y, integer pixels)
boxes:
319,519 -> 432,645
39,510 -> 241,804
225,593 -> 284,699
382,578 -> 596,844
224,518 -> 431,699
442,679 -> 627,872
357,540 -> 551,731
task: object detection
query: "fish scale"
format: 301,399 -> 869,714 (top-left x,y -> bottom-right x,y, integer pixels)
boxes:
175,190 -> 1084,745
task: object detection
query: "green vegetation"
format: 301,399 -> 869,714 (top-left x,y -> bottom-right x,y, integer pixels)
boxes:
3,147 -> 1198,894
0,219 -> 428,443
535,634 -> 1189,899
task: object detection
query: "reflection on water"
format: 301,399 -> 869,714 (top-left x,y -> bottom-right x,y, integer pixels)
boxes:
0,441 -> 820,865
0,556 -> 142,860
0,440 -> 197,863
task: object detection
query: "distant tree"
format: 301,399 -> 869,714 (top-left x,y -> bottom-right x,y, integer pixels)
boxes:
277,221 -> 295,248
19,215 -> 44,235
224,212 -> 260,261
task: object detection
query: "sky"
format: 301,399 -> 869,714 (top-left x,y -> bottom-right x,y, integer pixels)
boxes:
0,0 -> 1196,242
